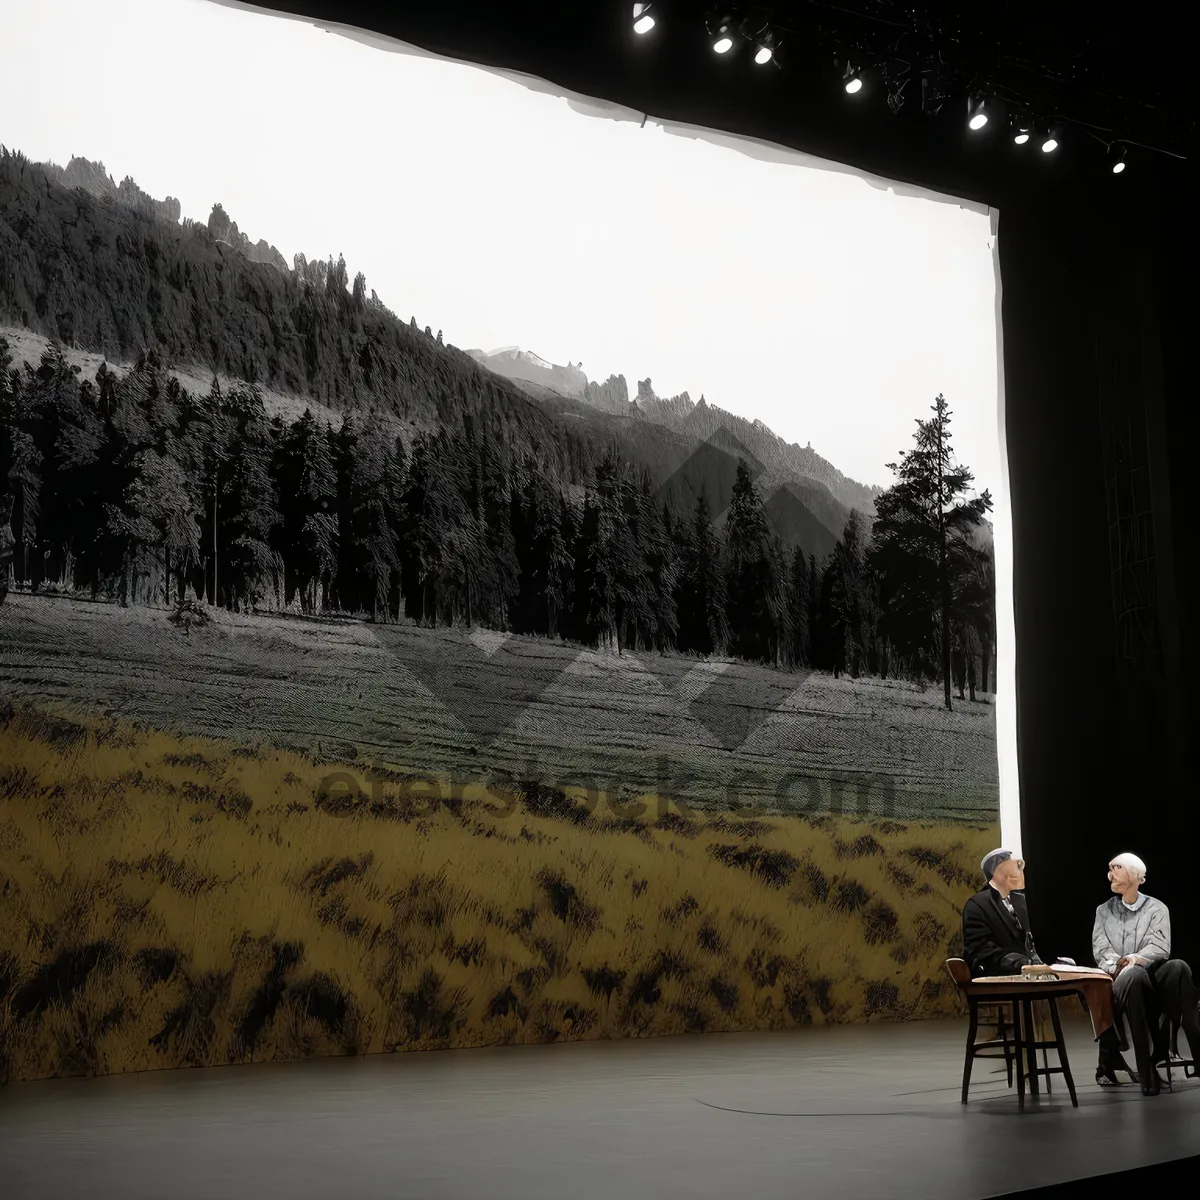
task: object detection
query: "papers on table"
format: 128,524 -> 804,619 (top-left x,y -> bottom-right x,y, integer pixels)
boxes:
1018,962 -> 1112,979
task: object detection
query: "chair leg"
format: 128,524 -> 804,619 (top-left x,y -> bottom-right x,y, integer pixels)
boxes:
1023,1000 -> 1039,1096
963,1000 -> 979,1104
1048,998 -> 1077,1108
999,1005 -> 1014,1087
1038,1003 -> 1052,1094
998,1003 -> 1008,1089
1013,1000 -> 1026,1111
1159,1019 -> 1175,1091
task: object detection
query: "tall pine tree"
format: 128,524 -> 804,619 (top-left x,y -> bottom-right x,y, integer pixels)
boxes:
724,461 -> 782,664
787,546 -> 810,667
279,408 -> 339,613
870,394 -> 991,708
676,491 -> 727,656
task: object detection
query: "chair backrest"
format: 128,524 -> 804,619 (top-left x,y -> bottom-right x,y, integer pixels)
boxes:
945,957 -> 971,987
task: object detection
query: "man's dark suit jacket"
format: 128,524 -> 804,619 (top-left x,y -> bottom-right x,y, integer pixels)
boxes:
962,886 -> 1042,978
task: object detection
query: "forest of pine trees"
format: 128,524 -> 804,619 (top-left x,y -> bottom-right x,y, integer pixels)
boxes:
0,145 -> 997,708
0,331 -> 996,708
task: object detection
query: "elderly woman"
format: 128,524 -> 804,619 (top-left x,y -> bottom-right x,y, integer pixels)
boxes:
1093,852 -> 1200,1095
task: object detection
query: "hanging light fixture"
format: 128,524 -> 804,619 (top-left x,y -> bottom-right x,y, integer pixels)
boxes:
843,61 -> 864,94
738,15 -> 779,66
1011,112 -> 1033,145
707,13 -> 737,54
967,94 -> 990,131
1107,143 -> 1128,174
632,4 -> 656,35
1041,125 -> 1061,154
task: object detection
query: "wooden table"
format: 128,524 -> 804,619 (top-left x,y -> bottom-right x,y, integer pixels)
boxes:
975,970 -> 1115,1037
967,974 -> 1114,1108
1021,966 -> 1116,1041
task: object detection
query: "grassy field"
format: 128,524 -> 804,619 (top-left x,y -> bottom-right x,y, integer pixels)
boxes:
0,594 -> 999,821
0,700 -> 996,1083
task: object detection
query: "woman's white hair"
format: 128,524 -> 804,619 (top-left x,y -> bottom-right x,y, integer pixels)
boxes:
1111,852 -> 1147,885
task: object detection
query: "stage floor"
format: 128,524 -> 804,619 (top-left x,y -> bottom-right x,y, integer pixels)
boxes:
2,1015 -> 1198,1199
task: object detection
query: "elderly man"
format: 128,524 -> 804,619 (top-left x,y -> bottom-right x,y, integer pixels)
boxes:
963,848 -> 1044,977
1093,852 -> 1200,1096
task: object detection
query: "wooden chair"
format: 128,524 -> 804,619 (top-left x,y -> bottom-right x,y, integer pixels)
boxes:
978,1001 -> 1015,1087
1156,1013 -> 1197,1091
945,958 -> 1078,1110
945,959 -> 1015,1099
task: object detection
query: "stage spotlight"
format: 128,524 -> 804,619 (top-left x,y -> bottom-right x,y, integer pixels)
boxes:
967,95 -> 989,131
632,4 -> 655,35
1108,143 -> 1128,174
707,14 -> 737,54
737,15 -> 779,66
1041,127 -> 1060,153
1011,113 -> 1032,144
843,62 -> 863,93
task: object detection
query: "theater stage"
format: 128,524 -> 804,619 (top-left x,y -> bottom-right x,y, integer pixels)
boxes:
1,1015 -> 1197,1199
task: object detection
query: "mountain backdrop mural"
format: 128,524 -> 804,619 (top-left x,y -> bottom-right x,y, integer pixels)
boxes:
0,144 -> 1000,1085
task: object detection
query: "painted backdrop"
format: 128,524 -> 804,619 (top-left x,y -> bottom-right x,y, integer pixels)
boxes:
0,0 -> 1003,1082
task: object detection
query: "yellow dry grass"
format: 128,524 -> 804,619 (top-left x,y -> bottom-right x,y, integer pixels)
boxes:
0,700 -> 997,1083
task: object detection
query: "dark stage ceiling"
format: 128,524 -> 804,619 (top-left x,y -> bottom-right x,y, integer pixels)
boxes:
243,0 -> 1192,200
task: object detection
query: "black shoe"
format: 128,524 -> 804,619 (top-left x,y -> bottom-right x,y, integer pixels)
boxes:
1096,1054 -> 1136,1086
1141,1070 -> 1164,1097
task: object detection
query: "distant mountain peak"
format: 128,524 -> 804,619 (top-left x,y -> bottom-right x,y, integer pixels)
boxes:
468,346 -> 587,398
389,340 -> 877,512
632,378 -> 695,424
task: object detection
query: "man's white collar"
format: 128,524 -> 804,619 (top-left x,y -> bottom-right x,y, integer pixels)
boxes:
1122,893 -> 1147,912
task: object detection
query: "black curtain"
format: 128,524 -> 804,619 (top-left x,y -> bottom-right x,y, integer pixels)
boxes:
998,165 -> 1193,967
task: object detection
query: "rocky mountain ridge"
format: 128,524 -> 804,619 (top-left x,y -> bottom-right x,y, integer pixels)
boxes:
39,155 -> 182,225
469,347 -> 882,516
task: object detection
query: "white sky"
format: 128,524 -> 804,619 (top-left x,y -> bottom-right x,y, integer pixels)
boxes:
0,0 -> 1000,494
